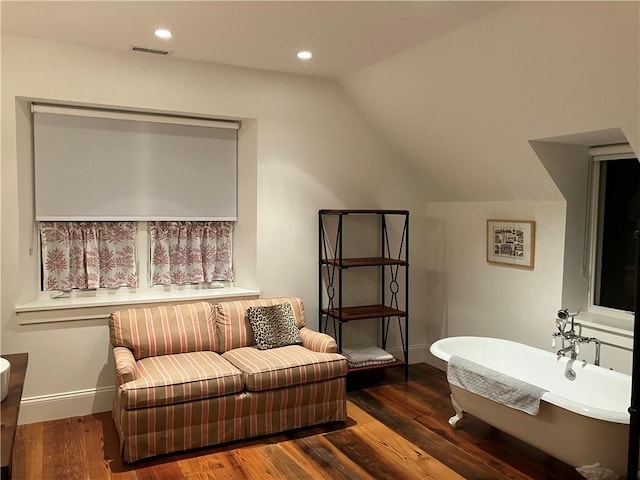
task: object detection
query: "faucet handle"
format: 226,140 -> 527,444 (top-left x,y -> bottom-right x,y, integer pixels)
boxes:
552,336 -> 557,348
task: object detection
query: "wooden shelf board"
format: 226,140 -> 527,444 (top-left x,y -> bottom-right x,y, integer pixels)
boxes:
322,305 -> 407,321
322,257 -> 407,268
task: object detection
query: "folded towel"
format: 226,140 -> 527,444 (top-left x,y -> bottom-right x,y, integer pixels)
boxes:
447,356 -> 547,415
347,358 -> 396,369
342,345 -> 394,364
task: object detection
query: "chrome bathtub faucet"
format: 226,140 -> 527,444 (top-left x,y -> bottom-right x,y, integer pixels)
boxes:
552,308 -> 601,366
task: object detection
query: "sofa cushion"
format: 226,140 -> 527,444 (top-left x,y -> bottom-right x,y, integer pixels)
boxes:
119,351 -> 243,409
221,345 -> 348,392
248,302 -> 302,350
214,297 -> 306,352
110,302 -> 217,360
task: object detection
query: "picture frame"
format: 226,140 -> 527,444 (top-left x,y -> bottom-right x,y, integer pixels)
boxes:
486,219 -> 535,269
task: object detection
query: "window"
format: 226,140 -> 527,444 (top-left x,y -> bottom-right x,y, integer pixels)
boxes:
33,104 -> 239,294
589,145 -> 639,314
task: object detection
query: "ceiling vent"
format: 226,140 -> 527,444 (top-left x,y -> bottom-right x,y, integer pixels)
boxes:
129,45 -> 173,56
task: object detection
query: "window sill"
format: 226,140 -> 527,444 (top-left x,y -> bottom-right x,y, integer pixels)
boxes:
580,311 -> 634,337
15,286 -> 261,325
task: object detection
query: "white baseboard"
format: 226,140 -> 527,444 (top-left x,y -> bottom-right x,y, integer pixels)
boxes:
19,386 -> 114,424
386,343 -> 429,365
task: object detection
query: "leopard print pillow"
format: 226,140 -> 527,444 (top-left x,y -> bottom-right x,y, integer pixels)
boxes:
247,302 -> 302,350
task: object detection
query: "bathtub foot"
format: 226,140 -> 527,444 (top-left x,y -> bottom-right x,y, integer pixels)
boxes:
448,394 -> 465,428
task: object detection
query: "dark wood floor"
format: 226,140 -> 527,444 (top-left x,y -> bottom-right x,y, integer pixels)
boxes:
12,363 -> 586,480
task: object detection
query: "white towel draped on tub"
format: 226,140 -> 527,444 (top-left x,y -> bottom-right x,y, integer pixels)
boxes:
447,355 -> 548,415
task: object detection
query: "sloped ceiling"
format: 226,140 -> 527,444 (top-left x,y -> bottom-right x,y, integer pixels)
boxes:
341,2 -> 640,202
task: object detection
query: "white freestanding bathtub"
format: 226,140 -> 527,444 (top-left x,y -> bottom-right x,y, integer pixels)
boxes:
430,336 -> 631,475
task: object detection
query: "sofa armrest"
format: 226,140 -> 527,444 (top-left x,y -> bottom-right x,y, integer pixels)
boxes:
299,327 -> 338,353
113,346 -> 139,385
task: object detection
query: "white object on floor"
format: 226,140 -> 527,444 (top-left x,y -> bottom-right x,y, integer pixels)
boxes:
576,463 -> 619,480
0,357 -> 10,401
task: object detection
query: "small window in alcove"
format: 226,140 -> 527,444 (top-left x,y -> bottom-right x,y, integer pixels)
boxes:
592,154 -> 640,312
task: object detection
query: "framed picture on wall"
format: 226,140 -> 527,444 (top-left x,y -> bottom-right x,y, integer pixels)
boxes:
486,219 -> 535,269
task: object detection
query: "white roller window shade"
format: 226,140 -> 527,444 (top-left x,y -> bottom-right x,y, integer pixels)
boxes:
33,105 -> 238,221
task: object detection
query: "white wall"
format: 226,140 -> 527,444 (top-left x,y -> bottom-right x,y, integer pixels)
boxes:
530,140 -> 591,311
424,201 -> 565,349
341,2 -> 639,374
1,36 -> 428,422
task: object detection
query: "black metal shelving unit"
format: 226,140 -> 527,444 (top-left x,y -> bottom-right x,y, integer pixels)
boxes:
318,209 -> 409,381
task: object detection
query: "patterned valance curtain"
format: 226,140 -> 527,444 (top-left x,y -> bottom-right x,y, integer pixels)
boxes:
40,222 -> 137,291
149,221 -> 234,286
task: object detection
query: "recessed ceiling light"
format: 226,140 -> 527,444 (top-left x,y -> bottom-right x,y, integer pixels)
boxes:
297,51 -> 312,60
154,28 -> 173,39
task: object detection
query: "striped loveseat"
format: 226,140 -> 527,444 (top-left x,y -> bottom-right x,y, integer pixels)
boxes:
109,297 -> 348,463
